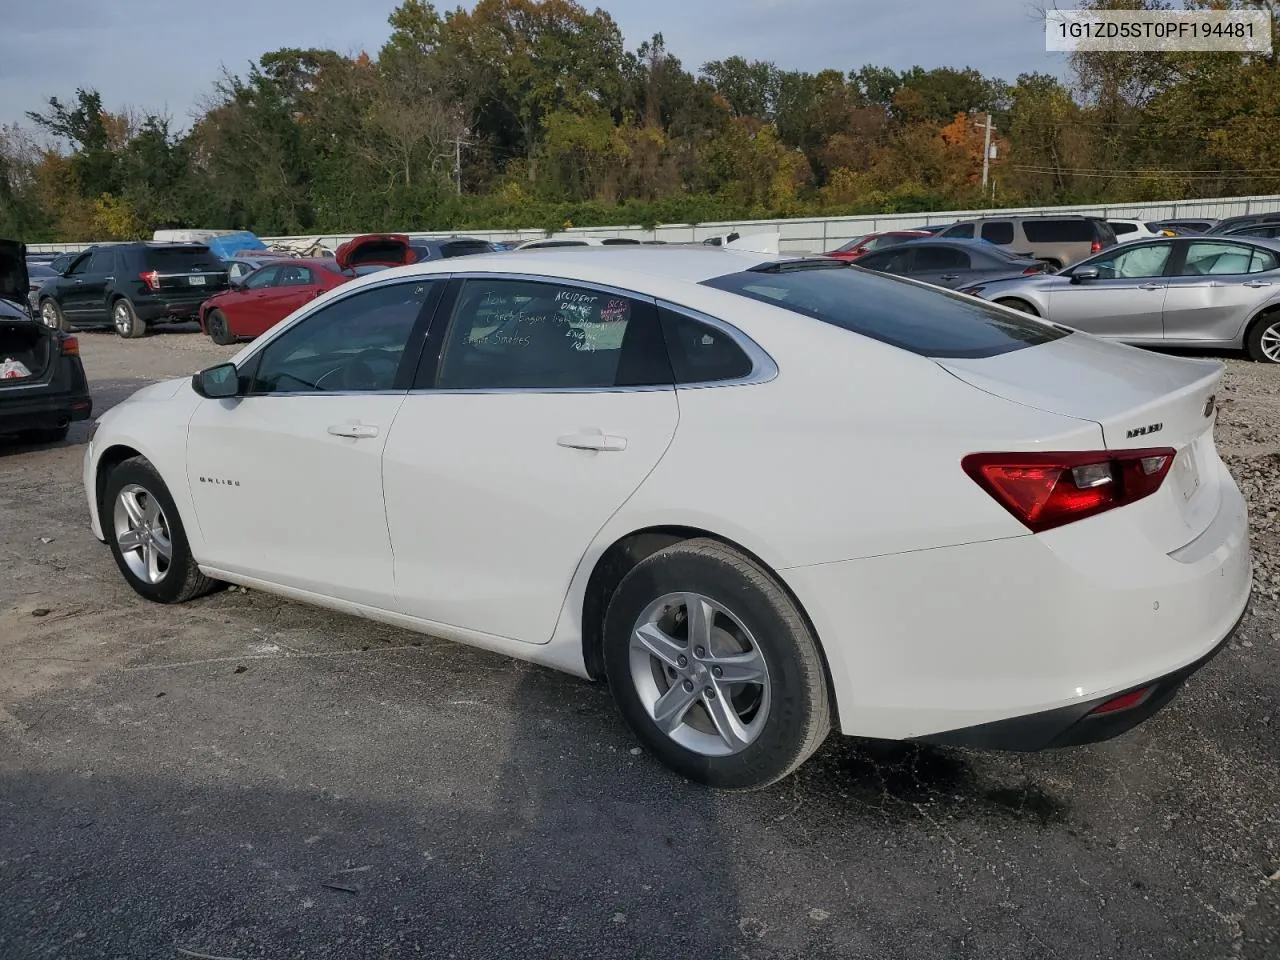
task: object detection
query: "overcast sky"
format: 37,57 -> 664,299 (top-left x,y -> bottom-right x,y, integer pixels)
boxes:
0,0 -> 1064,131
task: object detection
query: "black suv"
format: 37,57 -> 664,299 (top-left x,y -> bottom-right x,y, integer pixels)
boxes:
36,242 -> 229,337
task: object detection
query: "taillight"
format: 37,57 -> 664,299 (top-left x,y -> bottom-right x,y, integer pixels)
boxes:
961,448 -> 1176,533
139,270 -> 160,291
1090,239 -> 1103,254
1023,264 -> 1044,274
60,336 -> 79,356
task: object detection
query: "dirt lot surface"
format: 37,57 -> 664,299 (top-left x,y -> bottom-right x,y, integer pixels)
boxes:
1,329 -> 1277,959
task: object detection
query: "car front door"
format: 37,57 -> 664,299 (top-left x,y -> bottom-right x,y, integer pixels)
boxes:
1161,240 -> 1280,342
381,275 -> 680,645
269,264 -> 326,321
58,252 -> 97,319
1046,241 -> 1173,338
73,250 -> 114,322
226,265 -> 281,336
185,277 -> 441,607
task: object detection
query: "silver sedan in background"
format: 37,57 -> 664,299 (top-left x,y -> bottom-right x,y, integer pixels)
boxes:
961,236 -> 1280,363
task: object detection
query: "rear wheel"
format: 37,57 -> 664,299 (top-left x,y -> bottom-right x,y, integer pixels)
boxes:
103,457 -> 216,603
206,309 -> 235,345
39,299 -> 67,332
1245,312 -> 1280,363
603,538 -> 831,790
112,299 -> 146,339
995,297 -> 1039,316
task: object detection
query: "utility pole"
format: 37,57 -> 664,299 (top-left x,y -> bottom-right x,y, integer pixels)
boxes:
981,112 -> 993,197
451,134 -> 471,196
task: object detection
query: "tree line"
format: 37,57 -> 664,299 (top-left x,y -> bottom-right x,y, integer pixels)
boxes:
2,0 -> 1278,243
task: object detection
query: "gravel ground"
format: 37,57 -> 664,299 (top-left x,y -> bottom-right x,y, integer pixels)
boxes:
0,330 -> 1277,960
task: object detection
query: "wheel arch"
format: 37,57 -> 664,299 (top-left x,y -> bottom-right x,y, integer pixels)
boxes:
579,524 -> 842,729
1243,301 -> 1280,348
95,443 -> 147,521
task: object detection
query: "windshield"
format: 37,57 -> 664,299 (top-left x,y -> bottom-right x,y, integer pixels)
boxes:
703,262 -> 1067,359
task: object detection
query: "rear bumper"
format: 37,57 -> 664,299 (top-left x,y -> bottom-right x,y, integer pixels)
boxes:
918,605 -> 1243,750
0,390 -> 93,434
134,297 -> 206,322
782,458 -> 1253,743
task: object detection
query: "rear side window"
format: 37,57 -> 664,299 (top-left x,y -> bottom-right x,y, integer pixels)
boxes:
702,263 -> 1067,359
914,246 -> 969,270
941,223 -> 975,239
146,246 -> 223,271
658,307 -> 752,383
1111,222 -> 1137,235
601,238 -> 642,245
1021,220 -> 1093,242
981,222 -> 1014,244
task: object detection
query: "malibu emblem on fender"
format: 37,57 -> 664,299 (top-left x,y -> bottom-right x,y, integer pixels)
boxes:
1125,422 -> 1163,439
198,476 -> 241,487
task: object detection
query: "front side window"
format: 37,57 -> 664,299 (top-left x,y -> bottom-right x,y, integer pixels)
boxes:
433,278 -> 666,389
248,280 -> 434,394
856,249 -> 913,274
1088,243 -> 1172,279
66,253 -> 92,276
1111,222 -> 1137,235
1181,242 -> 1262,276
703,262 -> 1067,359
941,223 -> 975,239
244,266 -> 281,290
278,266 -> 314,286
914,246 -> 970,271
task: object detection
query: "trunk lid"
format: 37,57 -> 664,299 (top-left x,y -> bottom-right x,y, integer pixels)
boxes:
334,234 -> 414,270
937,332 -> 1225,550
1,239 -> 30,306
143,244 -> 229,298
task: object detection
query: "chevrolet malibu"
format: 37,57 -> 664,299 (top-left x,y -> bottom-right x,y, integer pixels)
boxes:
83,247 -> 1252,789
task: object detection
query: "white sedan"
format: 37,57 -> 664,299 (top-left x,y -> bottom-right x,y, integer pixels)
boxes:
83,246 -> 1253,789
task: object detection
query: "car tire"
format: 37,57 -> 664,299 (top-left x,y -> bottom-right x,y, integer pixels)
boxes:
103,456 -> 217,604
1245,312 -> 1280,363
206,309 -> 235,346
112,298 -> 147,339
602,538 -> 831,790
39,299 -> 67,332
995,298 -> 1039,316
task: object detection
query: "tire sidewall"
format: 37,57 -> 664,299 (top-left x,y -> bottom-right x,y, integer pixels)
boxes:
603,546 -> 825,789
103,459 -> 197,603
40,299 -> 65,331
208,310 -> 233,345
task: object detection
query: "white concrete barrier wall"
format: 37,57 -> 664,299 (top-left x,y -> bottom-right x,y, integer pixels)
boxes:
26,192 -> 1280,255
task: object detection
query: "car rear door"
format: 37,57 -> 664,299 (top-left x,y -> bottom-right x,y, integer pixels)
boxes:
1047,241 -> 1173,339
1161,240 -> 1280,343
909,245 -> 972,288
380,274 -> 679,645
259,264 -> 325,329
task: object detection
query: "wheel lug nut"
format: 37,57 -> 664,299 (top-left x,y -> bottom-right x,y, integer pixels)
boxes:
682,680 -> 694,692
712,666 -> 723,678
677,655 -> 688,667
695,647 -> 706,658
704,687 -> 716,700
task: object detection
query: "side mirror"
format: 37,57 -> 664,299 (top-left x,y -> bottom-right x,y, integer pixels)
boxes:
1071,266 -> 1099,284
192,362 -> 241,399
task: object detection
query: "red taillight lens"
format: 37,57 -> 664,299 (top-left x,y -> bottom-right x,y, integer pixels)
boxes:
1088,686 -> 1153,716
60,336 -> 79,356
1023,265 -> 1044,274
961,448 -> 1176,533
1090,239 -> 1103,254
139,270 -> 160,291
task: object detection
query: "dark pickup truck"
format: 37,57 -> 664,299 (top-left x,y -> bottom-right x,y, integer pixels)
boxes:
33,241 -> 229,338
1,240 -> 92,442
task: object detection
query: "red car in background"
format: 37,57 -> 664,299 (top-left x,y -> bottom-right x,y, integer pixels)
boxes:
198,235 -> 414,344
826,230 -> 932,262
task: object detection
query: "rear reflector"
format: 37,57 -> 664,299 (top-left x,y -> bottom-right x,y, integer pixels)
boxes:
1088,686 -> 1152,715
60,336 -> 79,356
962,448 -> 1175,533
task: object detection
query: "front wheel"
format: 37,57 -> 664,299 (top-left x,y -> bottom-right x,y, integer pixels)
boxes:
603,538 -> 831,790
112,299 -> 146,339
1246,312 -> 1280,363
103,457 -> 217,603
40,299 -> 67,331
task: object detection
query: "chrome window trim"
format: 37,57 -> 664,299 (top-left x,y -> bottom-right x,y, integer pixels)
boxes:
654,299 -> 778,389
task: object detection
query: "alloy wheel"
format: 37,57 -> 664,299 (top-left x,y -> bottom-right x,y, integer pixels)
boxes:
628,592 -> 771,757
1261,319 -> 1280,362
40,302 -> 59,329
114,302 -> 132,336
113,483 -> 173,584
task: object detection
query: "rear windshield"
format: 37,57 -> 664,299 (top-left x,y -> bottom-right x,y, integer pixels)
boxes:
440,241 -> 493,258
702,262 -> 1067,359
145,246 -> 223,271
1021,219 -> 1095,243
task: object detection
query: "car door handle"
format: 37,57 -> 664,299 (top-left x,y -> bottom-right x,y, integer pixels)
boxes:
327,423 -> 379,439
557,431 -> 627,452
1138,282 -> 1165,290
1244,280 -> 1272,288
940,274 -> 960,281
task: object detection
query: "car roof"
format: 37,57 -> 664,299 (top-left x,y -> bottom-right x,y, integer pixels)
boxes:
361,244 -> 778,286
